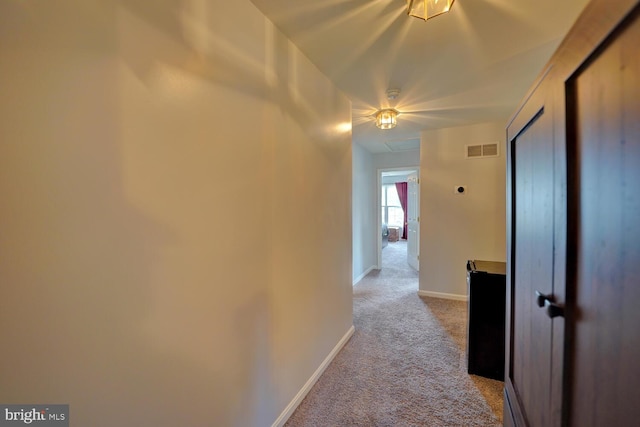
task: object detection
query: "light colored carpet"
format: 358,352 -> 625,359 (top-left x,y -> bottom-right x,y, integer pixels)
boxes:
285,241 -> 503,426
382,239 -> 419,274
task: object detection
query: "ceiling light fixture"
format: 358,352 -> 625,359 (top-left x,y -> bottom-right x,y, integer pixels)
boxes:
407,0 -> 455,21
375,109 -> 398,130
386,89 -> 401,100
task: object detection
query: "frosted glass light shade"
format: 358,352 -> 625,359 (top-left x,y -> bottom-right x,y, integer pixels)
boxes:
407,0 -> 455,21
375,109 -> 398,130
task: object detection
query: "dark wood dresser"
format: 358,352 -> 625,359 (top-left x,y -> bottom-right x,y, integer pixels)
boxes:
467,260 -> 506,381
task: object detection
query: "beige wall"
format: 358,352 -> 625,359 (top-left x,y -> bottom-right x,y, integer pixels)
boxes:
0,1 -> 352,426
374,150 -> 420,170
352,143 -> 376,283
419,122 -> 506,297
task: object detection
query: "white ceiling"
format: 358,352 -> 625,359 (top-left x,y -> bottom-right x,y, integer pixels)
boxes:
250,0 -> 590,153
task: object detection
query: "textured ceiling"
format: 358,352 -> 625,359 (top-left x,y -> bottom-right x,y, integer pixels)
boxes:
251,0 -> 590,153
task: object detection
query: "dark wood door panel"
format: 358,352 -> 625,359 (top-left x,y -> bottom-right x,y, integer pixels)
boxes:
568,12 -> 640,426
505,3 -> 640,427
512,106 -> 555,427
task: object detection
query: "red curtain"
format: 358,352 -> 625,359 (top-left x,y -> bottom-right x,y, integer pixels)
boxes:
395,182 -> 408,240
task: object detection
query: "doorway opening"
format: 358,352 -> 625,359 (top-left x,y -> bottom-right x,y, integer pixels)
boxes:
378,168 -> 419,274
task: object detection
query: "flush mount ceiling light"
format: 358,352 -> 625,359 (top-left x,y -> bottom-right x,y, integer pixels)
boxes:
407,0 -> 455,21
375,109 -> 398,130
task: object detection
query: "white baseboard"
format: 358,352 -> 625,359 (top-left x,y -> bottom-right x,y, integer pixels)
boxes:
417,290 -> 468,302
271,325 -> 355,427
353,265 -> 376,286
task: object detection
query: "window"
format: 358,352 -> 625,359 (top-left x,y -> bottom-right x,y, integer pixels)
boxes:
381,185 -> 404,227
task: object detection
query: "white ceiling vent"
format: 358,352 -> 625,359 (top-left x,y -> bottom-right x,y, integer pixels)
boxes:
465,142 -> 500,159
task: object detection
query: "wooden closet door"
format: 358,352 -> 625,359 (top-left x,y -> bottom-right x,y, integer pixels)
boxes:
507,91 -> 559,427
567,10 -> 640,426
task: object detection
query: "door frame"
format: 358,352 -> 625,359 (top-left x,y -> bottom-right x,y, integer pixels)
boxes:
377,167 -> 419,269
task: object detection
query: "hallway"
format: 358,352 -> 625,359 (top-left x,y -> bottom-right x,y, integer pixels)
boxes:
381,239 -> 417,275
285,241 -> 502,426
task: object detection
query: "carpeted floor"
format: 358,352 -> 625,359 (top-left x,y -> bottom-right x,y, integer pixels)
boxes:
285,241 -> 503,426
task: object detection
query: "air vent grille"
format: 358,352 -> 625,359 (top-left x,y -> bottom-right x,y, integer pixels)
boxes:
483,143 -> 498,156
466,143 -> 500,159
467,145 -> 483,158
